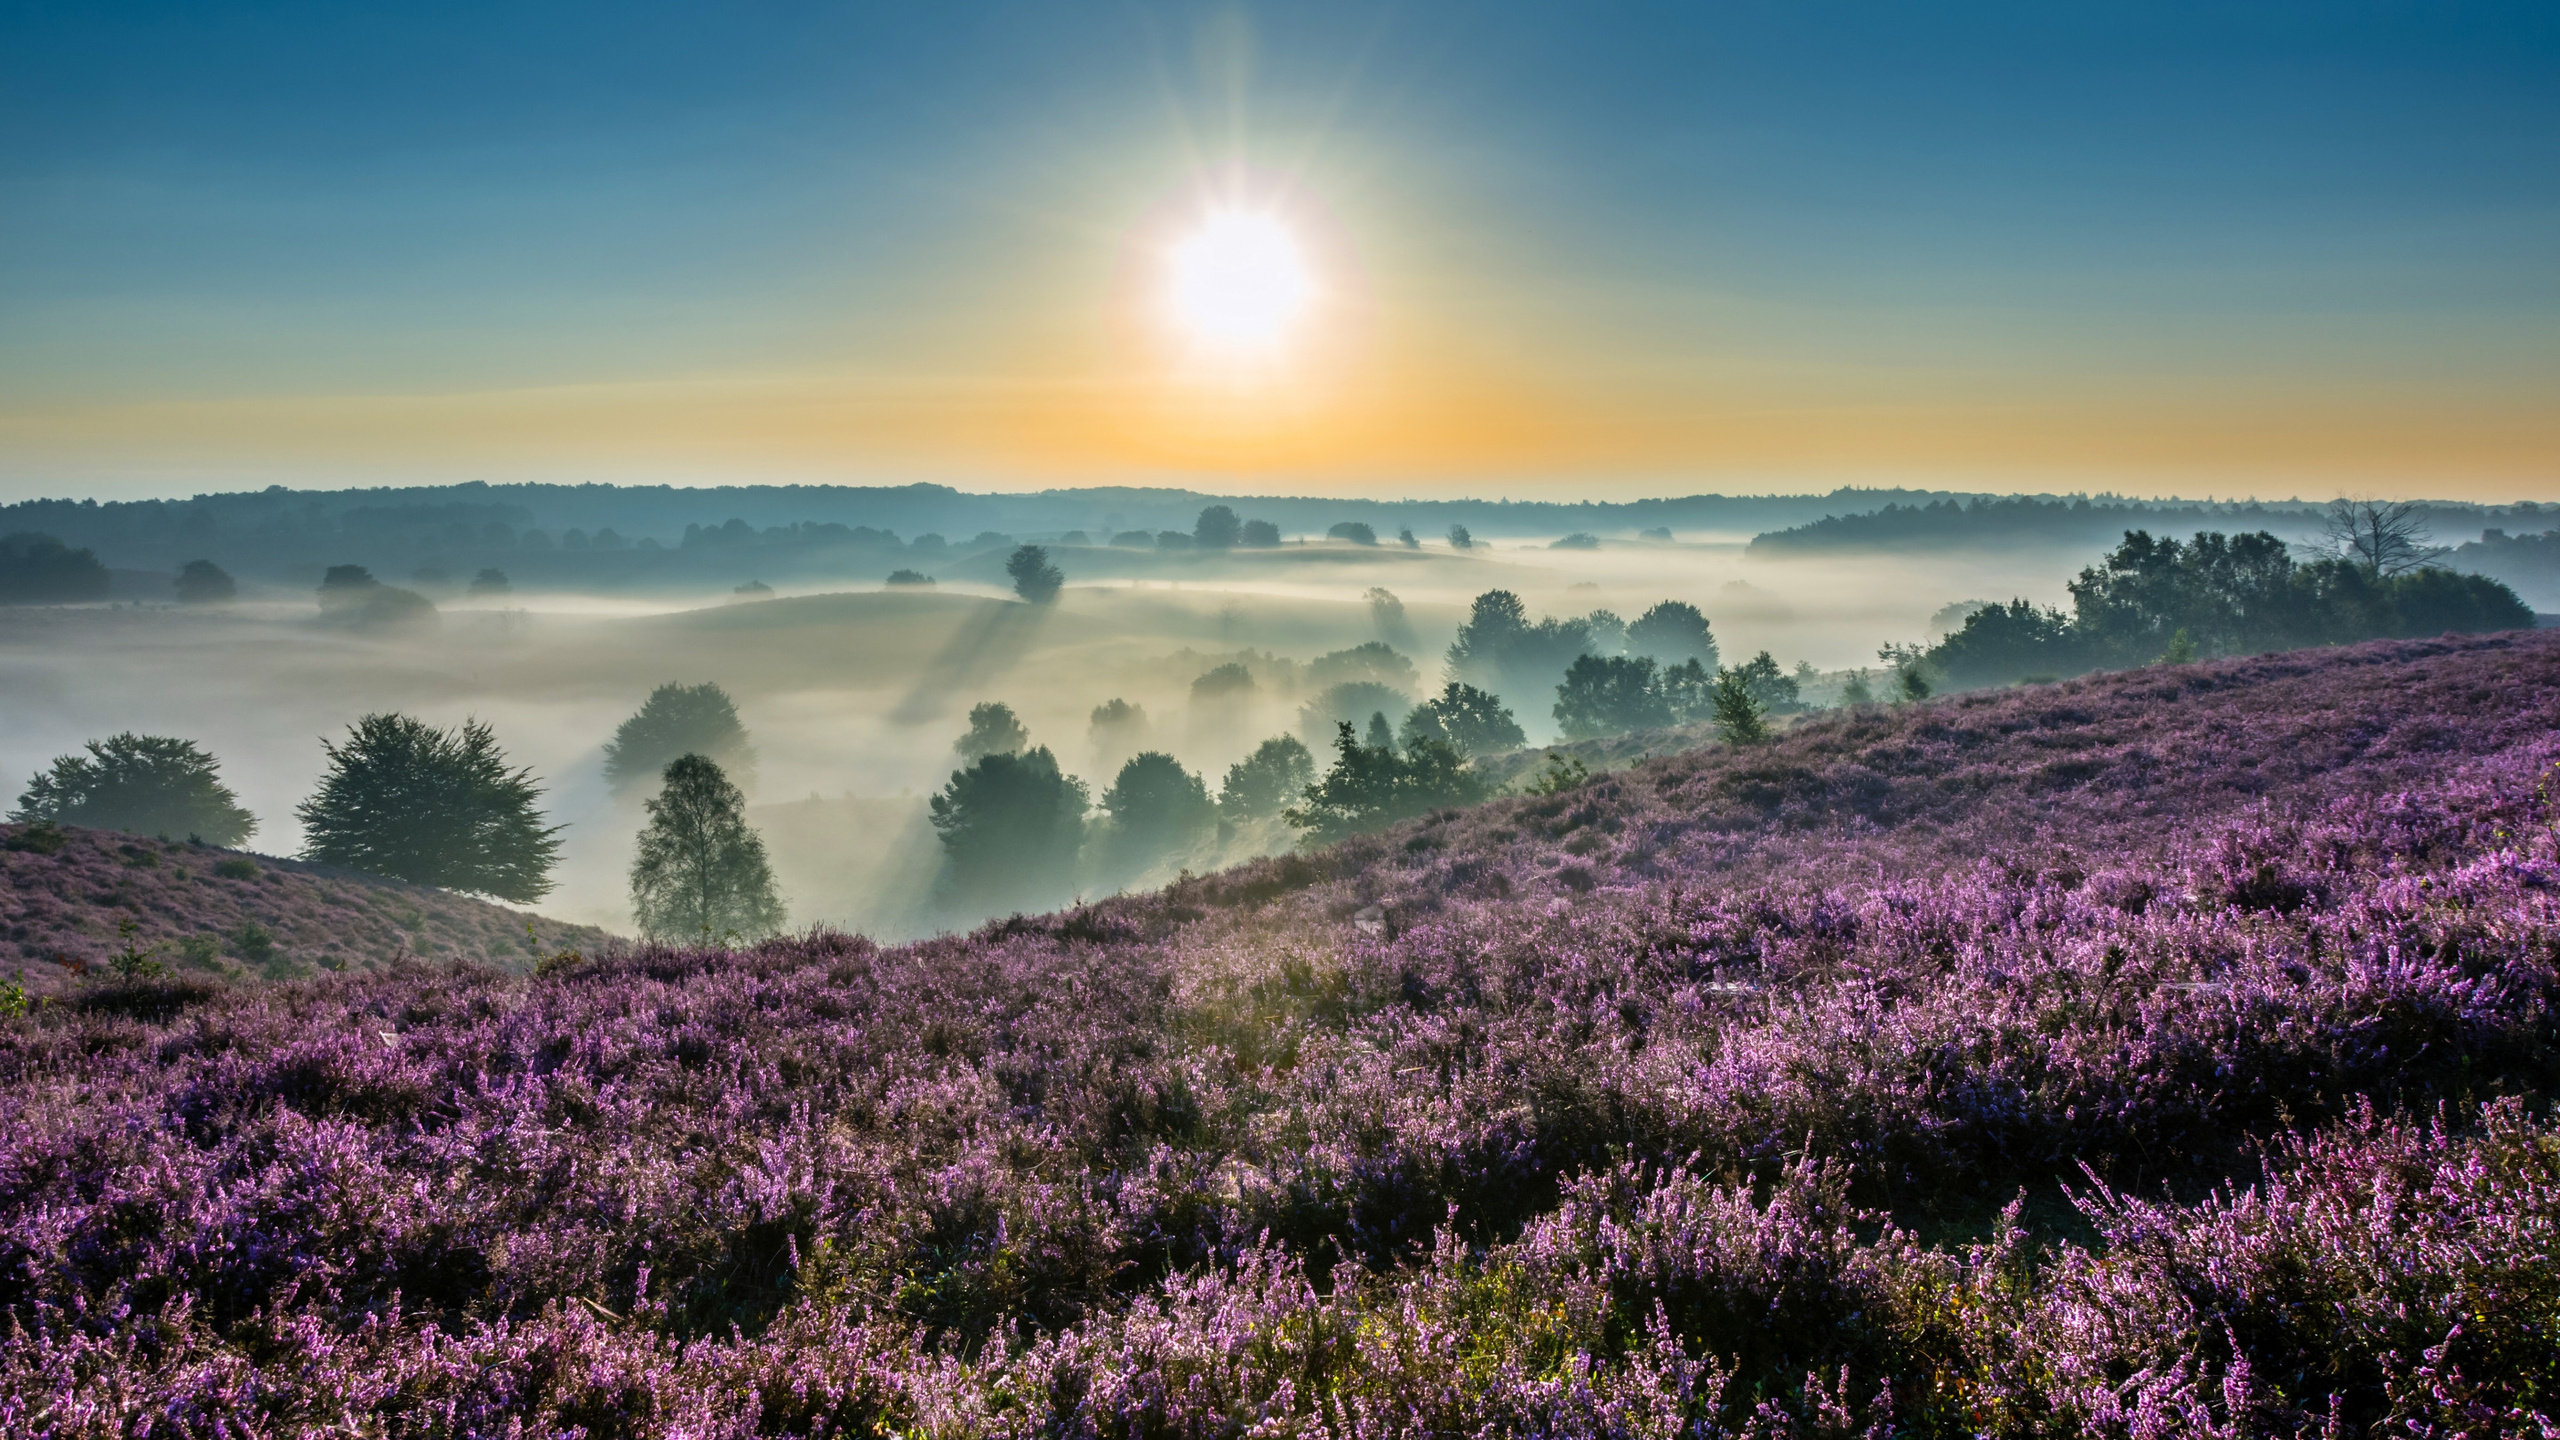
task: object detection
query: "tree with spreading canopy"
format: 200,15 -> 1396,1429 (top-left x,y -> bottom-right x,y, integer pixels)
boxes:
1193,505 -> 1241,549
1398,682 -> 1526,755
604,682 -> 755,793
928,746 -> 1087,910
1218,735 -> 1315,821
1285,722 -> 1487,842
11,734 -> 256,845
1007,544 -> 1064,603
1553,655 -> 1675,739
628,754 -> 784,942
173,560 -> 236,604
955,702 -> 1030,761
296,714 -> 563,900
1627,600 -> 1718,668
1098,751 -> 1216,877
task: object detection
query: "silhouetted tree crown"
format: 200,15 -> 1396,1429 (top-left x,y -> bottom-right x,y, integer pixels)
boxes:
10,734 -> 256,846
1554,655 -> 1675,739
628,753 -> 784,942
1307,641 -> 1417,693
1099,751 -> 1215,874
469,568 -> 511,595
1729,650 -> 1802,712
1190,663 -> 1258,701
1399,682 -> 1526,755
1286,722 -> 1487,842
928,745 -> 1087,908
1193,505 -> 1241,549
296,714 -> 563,901
1365,587 -> 1416,648
0,532 -> 110,605
1007,544 -> 1064,603
955,702 -> 1030,761
1447,524 -> 1473,550
1327,521 -> 1378,545
1238,519 -> 1283,547
173,560 -> 236,605
315,564 -> 435,627
1219,735 -> 1315,820
604,682 -> 755,792
1298,681 -> 1411,745
1627,600 -> 1718,668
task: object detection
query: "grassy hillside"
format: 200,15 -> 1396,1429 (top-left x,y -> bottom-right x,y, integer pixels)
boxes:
5,631 -> 2558,1434
0,823 -> 610,995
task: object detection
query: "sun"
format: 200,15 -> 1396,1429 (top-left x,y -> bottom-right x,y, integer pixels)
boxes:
1164,209 -> 1313,356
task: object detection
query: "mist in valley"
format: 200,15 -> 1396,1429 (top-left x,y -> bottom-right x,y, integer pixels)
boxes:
0,531 -> 2090,940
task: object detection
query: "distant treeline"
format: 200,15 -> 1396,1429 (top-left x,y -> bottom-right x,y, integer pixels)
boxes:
1921,529 -> 2533,691
1746,494 -> 2555,557
0,480 -> 2258,586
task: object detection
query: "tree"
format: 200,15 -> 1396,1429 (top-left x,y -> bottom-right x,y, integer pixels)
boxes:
315,564 -> 435,628
955,701 -> 1030,761
11,734 -> 256,845
2323,497 -> 2436,578
928,746 -> 1087,908
1099,751 -> 1216,875
605,682 -> 756,792
173,560 -> 236,604
469,568 -> 512,596
1365,587 -> 1417,648
1399,682 -> 1526,755
1729,651 -> 1802,713
628,754 -> 784,942
1627,601 -> 1718,668
1007,544 -> 1064,603
1190,663 -> 1258,703
1327,521 -> 1378,545
1710,668 -> 1769,745
1926,600 -> 2078,690
1447,524 -> 1473,550
1308,641 -> 1418,693
885,569 -> 935,586
1448,589 -> 1594,706
1194,505 -> 1241,549
1220,735 -> 1315,821
1397,527 -> 1420,548
0,532 -> 110,605
1088,698 -> 1149,773
1285,722 -> 1487,842
1553,655 -> 1674,739
1239,519 -> 1282,547
1299,681 -> 1411,744
297,714 -> 564,900
1840,670 -> 1877,706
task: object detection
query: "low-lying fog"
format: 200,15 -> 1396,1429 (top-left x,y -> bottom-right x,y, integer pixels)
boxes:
0,538 -> 2088,939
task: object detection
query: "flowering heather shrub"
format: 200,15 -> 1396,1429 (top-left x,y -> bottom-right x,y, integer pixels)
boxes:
4,631 -> 2559,1436
0,826 -> 607,994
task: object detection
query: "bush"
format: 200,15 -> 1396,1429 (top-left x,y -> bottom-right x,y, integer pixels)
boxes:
1327,521 -> 1378,545
230,919 -> 274,962
213,857 -> 260,880
296,714 -> 564,900
10,734 -> 257,846
884,569 -> 935,587
315,565 -> 435,628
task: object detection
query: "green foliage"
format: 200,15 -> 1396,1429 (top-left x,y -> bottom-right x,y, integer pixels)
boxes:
176,933 -> 223,970
1400,682 -> 1527,756
107,919 -> 168,982
1006,544 -> 1063,603
1709,667 -> 1770,744
0,971 -> 26,1020
1627,600 -> 1718,669
4,820 -> 67,854
1524,752 -> 1591,795
884,568 -> 934,586
1193,505 -> 1241,548
1286,722 -> 1488,842
1447,523 -> 1473,549
1397,527 -> 1419,548
1327,521 -> 1378,545
0,531 -> 110,605
10,733 -> 257,846
1099,751 -> 1216,876
213,857 -> 259,880
1307,641 -> 1417,693
231,920 -> 274,963
1554,655 -> 1674,739
603,682 -> 755,792
955,701 -> 1029,761
1840,670 -> 1877,706
1298,681 -> 1411,745
928,746 -> 1087,908
296,713 -> 564,901
172,559 -> 236,604
629,754 -> 785,942
1218,735 -> 1316,821
1239,518 -> 1282,547
1897,665 -> 1933,702
2159,628 -> 2198,664
315,564 -> 436,628
1728,650 -> 1802,713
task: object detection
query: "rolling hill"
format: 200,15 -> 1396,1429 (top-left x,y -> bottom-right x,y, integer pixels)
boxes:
4,630 -> 2557,1434
0,822 -> 610,995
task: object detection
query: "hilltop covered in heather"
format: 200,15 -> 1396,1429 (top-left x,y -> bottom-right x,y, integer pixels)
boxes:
5,632 -> 2559,1435
0,823 -> 608,994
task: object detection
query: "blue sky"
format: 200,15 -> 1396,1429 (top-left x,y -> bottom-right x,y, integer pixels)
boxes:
2,1 -> 2554,498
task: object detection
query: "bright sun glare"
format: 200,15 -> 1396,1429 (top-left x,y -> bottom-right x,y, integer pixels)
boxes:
1165,210 -> 1313,356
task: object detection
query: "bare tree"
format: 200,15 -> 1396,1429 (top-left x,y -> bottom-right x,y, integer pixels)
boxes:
2321,497 -> 2438,577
